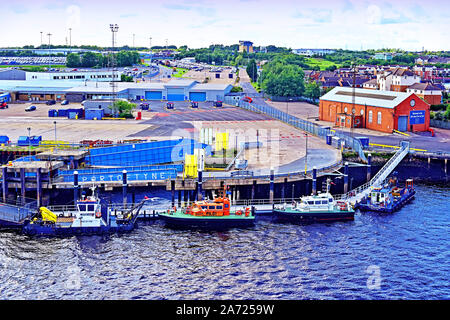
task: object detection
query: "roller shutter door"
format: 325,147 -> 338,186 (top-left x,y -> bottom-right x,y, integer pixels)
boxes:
145,91 -> 162,100
167,88 -> 185,101
189,92 -> 206,102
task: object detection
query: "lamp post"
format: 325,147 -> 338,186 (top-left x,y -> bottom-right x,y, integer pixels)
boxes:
110,24 -> 119,112
69,28 -> 72,52
47,33 -> 52,70
53,121 -> 57,148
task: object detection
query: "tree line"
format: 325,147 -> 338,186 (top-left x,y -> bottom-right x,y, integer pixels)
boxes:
66,51 -> 140,68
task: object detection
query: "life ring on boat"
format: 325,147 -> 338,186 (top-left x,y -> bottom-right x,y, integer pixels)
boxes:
95,211 -> 102,218
235,210 -> 242,216
245,208 -> 250,217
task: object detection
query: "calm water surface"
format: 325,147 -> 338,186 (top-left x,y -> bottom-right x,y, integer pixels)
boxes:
0,184 -> 449,299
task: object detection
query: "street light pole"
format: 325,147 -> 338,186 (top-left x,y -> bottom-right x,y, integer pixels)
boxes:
69,28 -> 72,52
53,121 -> 57,148
110,24 -> 119,113
47,33 -> 52,70
40,31 -> 43,47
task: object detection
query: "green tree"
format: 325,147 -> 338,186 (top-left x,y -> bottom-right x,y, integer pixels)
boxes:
66,53 -> 81,68
304,81 -> 321,101
111,100 -> 136,117
261,61 -> 305,97
246,58 -> 258,82
81,52 -> 99,67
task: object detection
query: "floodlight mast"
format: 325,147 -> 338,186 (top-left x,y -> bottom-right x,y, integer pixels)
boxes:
110,24 -> 119,112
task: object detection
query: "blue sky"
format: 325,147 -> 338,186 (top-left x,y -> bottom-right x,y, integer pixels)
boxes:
2,0 -> 449,51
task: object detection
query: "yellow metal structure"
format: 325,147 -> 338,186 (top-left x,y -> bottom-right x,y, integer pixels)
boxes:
39,207 -> 57,223
184,154 -> 198,178
393,129 -> 410,137
215,132 -> 229,151
369,143 -> 427,152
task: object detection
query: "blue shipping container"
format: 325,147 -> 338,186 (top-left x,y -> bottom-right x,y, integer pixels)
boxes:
85,109 -> 104,120
57,109 -> 68,117
17,136 -> 30,146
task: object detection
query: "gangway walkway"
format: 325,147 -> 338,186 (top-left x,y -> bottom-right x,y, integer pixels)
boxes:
336,141 -> 410,204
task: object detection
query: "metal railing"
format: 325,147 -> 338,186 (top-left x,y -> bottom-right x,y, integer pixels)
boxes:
334,141 -> 410,203
225,97 -> 367,163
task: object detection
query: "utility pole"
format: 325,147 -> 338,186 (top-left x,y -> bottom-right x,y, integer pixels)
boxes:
110,24 -> 119,114
47,33 -> 52,70
69,28 -> 72,52
40,31 -> 43,47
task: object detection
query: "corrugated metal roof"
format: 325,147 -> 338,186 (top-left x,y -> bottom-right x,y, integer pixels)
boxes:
320,87 -> 412,109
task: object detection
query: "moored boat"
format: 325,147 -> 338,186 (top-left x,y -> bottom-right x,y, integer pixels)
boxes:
22,187 -> 148,236
273,180 -> 355,223
355,178 -> 415,213
159,188 -> 255,229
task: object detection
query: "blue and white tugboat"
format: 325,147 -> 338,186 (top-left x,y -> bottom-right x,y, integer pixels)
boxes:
23,187 -> 148,236
355,178 -> 415,214
273,180 -> 355,223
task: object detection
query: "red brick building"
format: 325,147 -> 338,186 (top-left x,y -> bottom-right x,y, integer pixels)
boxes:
319,87 -> 430,133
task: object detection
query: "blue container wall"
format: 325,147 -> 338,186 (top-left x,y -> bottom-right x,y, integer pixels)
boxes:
85,139 -> 199,166
17,136 -> 30,146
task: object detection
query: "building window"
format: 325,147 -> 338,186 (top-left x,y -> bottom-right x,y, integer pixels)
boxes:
377,112 -> 382,125
368,110 -> 373,123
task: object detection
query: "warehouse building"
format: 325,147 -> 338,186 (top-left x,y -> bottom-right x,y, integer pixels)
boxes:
319,87 -> 430,133
0,78 -> 233,103
65,79 -> 232,102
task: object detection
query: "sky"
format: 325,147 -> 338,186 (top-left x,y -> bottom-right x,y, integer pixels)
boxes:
1,0 -> 449,51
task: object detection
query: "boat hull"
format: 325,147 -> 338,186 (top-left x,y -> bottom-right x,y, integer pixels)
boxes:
273,209 -> 355,224
356,190 -> 415,213
159,213 -> 255,230
22,222 -> 135,237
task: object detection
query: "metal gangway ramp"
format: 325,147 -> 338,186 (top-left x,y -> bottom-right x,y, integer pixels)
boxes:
338,141 -> 410,205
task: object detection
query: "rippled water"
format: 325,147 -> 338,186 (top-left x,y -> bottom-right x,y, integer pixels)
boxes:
0,184 -> 449,300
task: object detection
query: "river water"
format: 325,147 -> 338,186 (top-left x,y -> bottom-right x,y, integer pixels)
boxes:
0,184 -> 448,300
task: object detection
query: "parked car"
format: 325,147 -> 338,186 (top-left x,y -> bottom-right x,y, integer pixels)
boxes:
61,100 -> 69,105
191,101 -> 199,108
25,105 -> 37,112
0,102 -> 8,109
213,101 -> 223,107
166,102 -> 175,110
46,100 -> 56,105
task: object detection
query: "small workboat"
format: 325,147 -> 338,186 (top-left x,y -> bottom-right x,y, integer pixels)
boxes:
158,188 -> 255,229
273,180 -> 355,223
22,187 -> 148,236
355,178 -> 415,213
